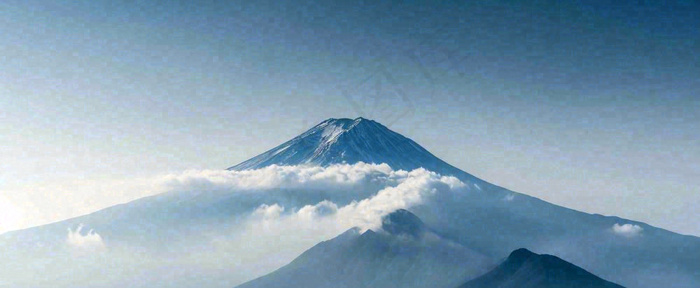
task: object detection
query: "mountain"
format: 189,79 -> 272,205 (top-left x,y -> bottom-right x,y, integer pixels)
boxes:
459,248 -> 624,288
228,118 -> 481,183
236,209 -> 493,288
1,117 -> 699,288
230,118 -> 700,288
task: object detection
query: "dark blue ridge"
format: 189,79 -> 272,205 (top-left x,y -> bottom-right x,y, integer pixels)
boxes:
458,248 -> 625,288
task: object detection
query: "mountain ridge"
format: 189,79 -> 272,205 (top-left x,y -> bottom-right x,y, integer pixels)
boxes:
227,118 -> 483,184
235,209 -> 494,288
459,248 -> 625,288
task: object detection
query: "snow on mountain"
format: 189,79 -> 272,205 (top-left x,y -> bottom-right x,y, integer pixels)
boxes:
228,118 -> 700,288
228,118 -> 480,183
0,117 -> 698,288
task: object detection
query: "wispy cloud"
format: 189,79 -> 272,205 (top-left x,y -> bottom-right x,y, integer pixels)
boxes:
66,224 -> 105,250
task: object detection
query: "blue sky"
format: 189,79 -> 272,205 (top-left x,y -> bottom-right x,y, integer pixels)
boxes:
1,0 -> 698,235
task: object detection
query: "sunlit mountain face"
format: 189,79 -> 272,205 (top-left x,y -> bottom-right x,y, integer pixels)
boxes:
228,118 -> 481,182
1,118 -> 698,288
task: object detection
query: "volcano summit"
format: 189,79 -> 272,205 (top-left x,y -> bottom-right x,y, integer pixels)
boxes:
229,117 -> 478,181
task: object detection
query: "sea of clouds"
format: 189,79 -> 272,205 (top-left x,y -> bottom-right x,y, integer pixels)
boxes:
34,163 -> 467,288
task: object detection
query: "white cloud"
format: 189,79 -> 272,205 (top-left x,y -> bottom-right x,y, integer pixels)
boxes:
503,194 -> 515,201
164,164 -> 464,234
159,162 -> 398,193
199,165 -> 466,281
243,167 -> 464,235
297,200 -> 339,220
67,224 -> 105,250
8,163 -> 466,286
337,168 -> 464,230
254,203 -> 285,220
612,223 -> 643,237
3,162 -> 455,235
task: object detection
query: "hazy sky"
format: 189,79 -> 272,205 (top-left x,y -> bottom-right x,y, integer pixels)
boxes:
1,0 -> 698,235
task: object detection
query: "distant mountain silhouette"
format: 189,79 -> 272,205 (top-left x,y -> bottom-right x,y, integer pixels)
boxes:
236,209 -> 492,288
459,248 -> 624,288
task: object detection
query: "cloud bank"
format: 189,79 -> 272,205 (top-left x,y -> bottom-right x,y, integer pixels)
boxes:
159,162 -> 398,193
5,163 -> 466,287
235,165 -> 465,237
180,164 -> 466,283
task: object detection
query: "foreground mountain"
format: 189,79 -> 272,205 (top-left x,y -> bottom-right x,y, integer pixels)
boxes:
459,248 -> 624,288
1,117 -> 698,288
237,209 -> 493,288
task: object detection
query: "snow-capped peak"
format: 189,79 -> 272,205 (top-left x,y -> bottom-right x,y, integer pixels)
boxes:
227,118 -> 479,182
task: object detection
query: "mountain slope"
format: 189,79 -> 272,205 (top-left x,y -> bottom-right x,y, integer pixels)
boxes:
228,118 -> 700,288
459,248 -> 624,288
228,118 -> 480,183
236,209 -> 493,288
1,117 -> 698,288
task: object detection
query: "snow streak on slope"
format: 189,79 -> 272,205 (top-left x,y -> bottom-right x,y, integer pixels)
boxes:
228,118 -> 481,183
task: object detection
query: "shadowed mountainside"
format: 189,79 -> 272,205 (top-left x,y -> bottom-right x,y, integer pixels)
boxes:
459,248 -> 624,288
